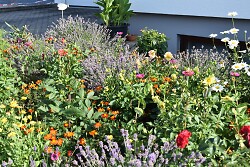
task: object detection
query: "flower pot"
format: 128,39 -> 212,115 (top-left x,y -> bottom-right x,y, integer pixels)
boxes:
107,24 -> 129,38
126,34 -> 137,41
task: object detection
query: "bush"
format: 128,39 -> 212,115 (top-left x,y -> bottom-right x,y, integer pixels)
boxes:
137,28 -> 168,56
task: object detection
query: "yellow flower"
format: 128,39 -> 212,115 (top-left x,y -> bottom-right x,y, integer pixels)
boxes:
0,104 -> 6,109
0,128 -> 2,132
7,132 -> 16,138
106,135 -> 113,140
10,100 -> 19,108
1,117 -> 7,124
22,117 -> 28,123
27,115 -> 32,120
164,52 -> 173,61
29,121 -> 36,125
203,75 -> 216,86
21,97 -> 27,101
19,110 -> 26,114
148,50 -> 156,59
171,74 -> 177,80
221,96 -> 234,102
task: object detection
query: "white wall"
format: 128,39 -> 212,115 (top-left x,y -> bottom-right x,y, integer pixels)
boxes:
130,0 -> 250,19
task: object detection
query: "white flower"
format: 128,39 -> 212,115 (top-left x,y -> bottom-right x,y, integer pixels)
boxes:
238,50 -> 247,53
209,34 -> 217,38
232,63 -> 243,70
218,60 -> 225,68
228,12 -> 238,17
164,52 -> 173,61
239,62 -> 248,68
228,40 -> 239,49
245,30 -> 247,34
215,77 -> 221,83
220,31 -> 230,34
57,3 -> 68,10
221,37 -> 230,43
245,66 -> 250,76
211,84 -> 224,92
229,28 -> 239,34
148,50 -> 156,59
223,81 -> 228,85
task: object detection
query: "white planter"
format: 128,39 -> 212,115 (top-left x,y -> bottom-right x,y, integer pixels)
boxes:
130,0 -> 250,19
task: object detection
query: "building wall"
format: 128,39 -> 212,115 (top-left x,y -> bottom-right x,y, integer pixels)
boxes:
129,13 -> 250,53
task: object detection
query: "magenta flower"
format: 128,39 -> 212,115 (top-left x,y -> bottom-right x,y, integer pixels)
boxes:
170,59 -> 178,64
136,74 -> 145,79
117,32 -> 123,35
230,71 -> 240,77
51,152 -> 59,161
182,70 -> 194,77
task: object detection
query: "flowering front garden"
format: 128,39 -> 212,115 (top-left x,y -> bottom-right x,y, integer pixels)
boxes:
0,12 -> 249,166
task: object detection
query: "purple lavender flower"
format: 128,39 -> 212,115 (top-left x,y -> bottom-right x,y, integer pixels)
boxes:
30,157 -> 35,167
2,161 -> 7,167
42,160 -> 47,167
148,153 -> 157,163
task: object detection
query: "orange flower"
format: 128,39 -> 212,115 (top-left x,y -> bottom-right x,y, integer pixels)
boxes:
156,89 -> 161,94
50,139 -> 58,145
20,125 -> 26,130
57,138 -> 63,146
106,107 -> 112,112
67,150 -> 73,157
101,113 -> 109,118
44,146 -> 53,154
98,107 -> 105,112
80,79 -> 85,83
94,122 -> 102,129
36,80 -> 42,85
64,132 -> 74,138
29,83 -> 37,89
24,89 -> 30,94
79,138 -> 86,145
89,130 -> 98,137
81,84 -> 86,89
163,77 -> 171,82
51,136 -> 57,140
50,129 -> 57,136
64,122 -> 69,128
104,101 -> 109,106
153,84 -> 158,89
95,86 -> 102,91
150,77 -> 158,82
87,89 -> 93,93
111,111 -> 119,115
110,115 -> 116,121
28,109 -> 34,113
247,108 -> 250,114
58,49 -> 67,56
21,84 -> 28,90
44,134 -> 52,140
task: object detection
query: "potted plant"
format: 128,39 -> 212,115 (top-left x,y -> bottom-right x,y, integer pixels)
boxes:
95,0 -> 134,37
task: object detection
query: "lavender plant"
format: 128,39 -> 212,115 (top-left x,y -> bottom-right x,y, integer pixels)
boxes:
68,129 -> 207,166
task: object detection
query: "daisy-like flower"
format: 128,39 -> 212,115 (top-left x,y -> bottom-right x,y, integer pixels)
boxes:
229,28 -> 239,34
228,12 -> 238,17
239,62 -> 248,69
148,50 -> 156,59
218,60 -> 225,68
220,30 -> 230,34
232,63 -> 243,70
223,81 -> 228,85
203,75 -> 216,86
228,40 -> 239,49
245,66 -> 250,76
211,84 -> 224,92
10,100 -> 19,108
164,52 -> 173,61
209,34 -> 217,38
221,37 -> 230,43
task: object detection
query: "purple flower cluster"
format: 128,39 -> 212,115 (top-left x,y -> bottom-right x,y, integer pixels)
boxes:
69,129 -> 207,166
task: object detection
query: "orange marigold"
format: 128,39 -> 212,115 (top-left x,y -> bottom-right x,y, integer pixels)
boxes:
64,122 -> 69,128
28,109 -> 34,113
110,115 -> 116,121
95,86 -> 102,91
50,139 -> 58,145
101,113 -> 109,118
98,107 -> 105,112
94,122 -> 102,129
57,138 -> 63,146
79,138 -> 86,145
163,77 -> 171,82
150,77 -> 158,82
64,132 -> 74,138
50,129 -> 57,136
111,111 -> 119,115
67,150 -> 73,157
36,80 -> 42,85
89,130 -> 98,137
153,84 -> 159,89
44,134 -> 52,140
44,146 -> 53,154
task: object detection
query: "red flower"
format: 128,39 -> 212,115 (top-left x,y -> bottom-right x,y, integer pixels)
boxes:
58,49 -> 67,56
176,130 -> 191,149
240,125 -> 250,147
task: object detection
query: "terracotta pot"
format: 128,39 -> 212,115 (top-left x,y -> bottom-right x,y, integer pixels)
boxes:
126,34 -> 137,41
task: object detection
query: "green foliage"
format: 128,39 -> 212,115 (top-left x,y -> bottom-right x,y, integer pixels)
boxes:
95,0 -> 134,26
137,28 -> 169,56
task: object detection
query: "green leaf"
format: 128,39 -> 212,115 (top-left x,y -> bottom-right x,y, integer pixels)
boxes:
38,106 -> 48,112
134,107 -> 144,117
85,99 -> 91,108
92,112 -> 103,119
63,107 -> 85,117
87,91 -> 95,99
87,108 -> 94,119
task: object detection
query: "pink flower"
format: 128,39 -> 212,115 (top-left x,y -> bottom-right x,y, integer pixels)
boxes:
230,71 -> 240,77
117,32 -> 123,35
182,70 -> 194,76
170,59 -> 178,64
58,49 -> 67,56
176,130 -> 192,149
24,41 -> 32,46
136,74 -> 145,79
51,152 -> 59,161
